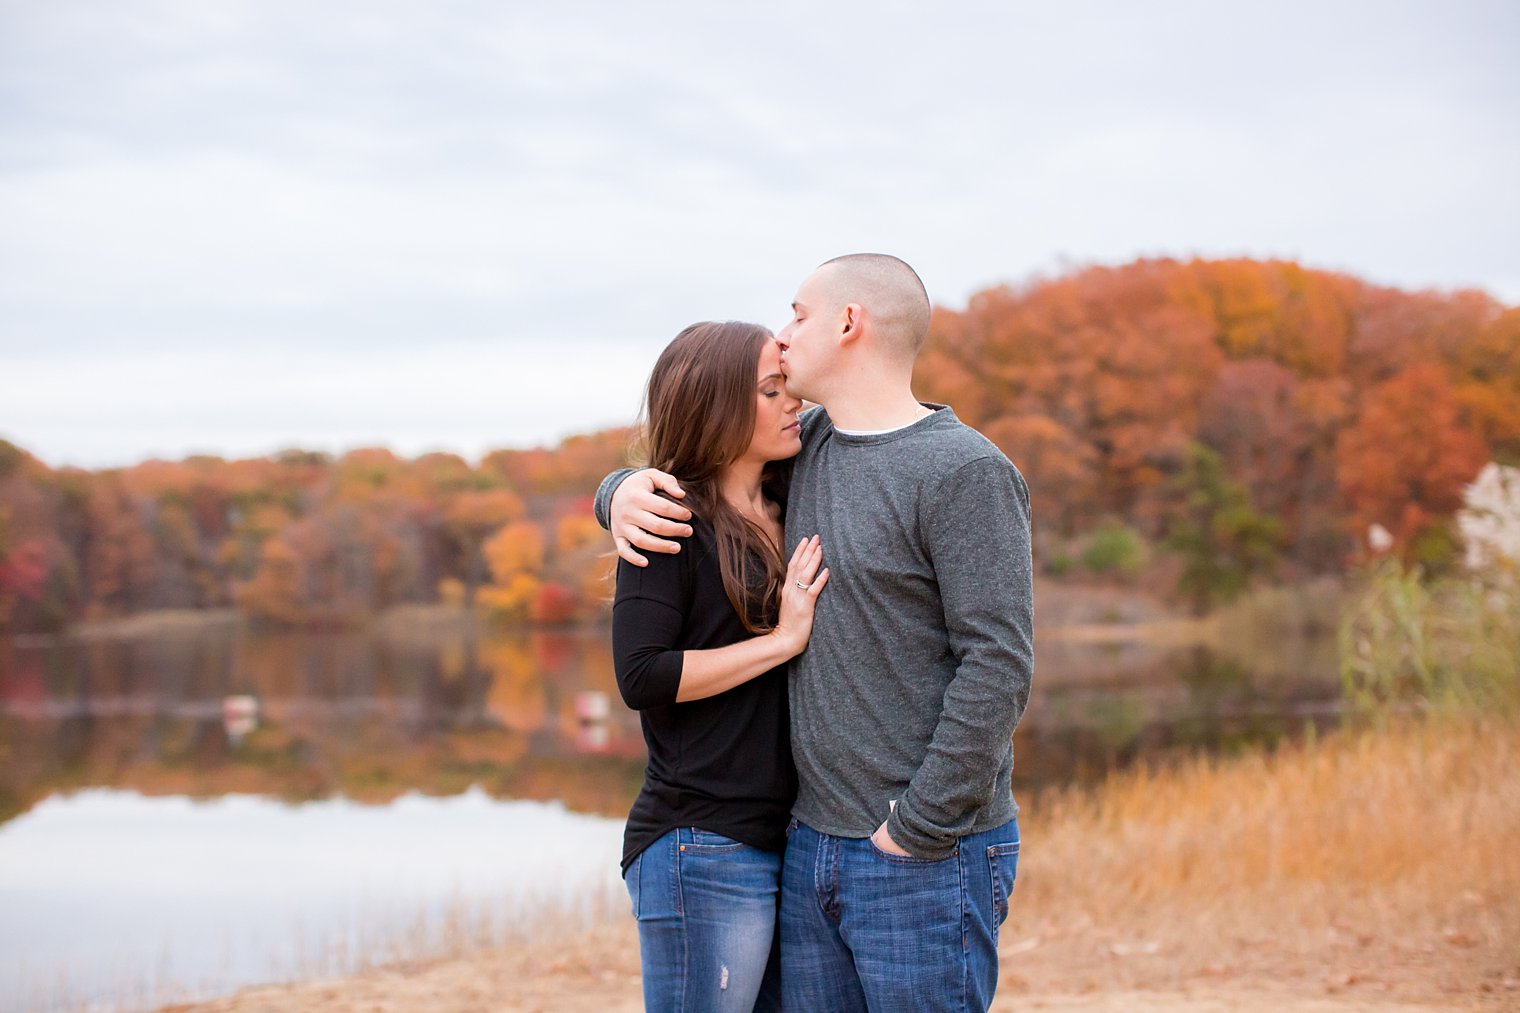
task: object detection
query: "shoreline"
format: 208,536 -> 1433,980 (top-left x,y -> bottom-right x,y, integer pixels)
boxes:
44,598 -> 1228,647
150,716 -> 1518,1012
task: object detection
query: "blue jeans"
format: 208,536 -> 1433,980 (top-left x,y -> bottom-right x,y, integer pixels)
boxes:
625,827 -> 783,1012
780,816 -> 1021,1012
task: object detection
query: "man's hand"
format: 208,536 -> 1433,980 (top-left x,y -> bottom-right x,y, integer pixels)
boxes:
871,819 -> 909,856
611,469 -> 694,566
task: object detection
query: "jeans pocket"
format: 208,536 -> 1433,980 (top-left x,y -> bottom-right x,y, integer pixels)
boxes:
681,827 -> 747,854
986,839 -> 1020,931
867,835 -> 958,865
784,816 -> 799,842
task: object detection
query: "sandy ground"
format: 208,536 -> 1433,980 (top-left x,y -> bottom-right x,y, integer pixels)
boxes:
157,904 -> 1518,1013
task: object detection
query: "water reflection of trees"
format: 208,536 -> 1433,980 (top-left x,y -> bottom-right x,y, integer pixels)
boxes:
0,626 -> 645,827
1014,641 -> 1343,790
2,622 -> 1347,828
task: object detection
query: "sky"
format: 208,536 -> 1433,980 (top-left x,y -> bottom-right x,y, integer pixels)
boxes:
2,0 -> 1516,469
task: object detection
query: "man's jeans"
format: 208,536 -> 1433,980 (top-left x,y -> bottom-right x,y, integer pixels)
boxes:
780,816 -> 1021,1012
625,826 -> 783,1012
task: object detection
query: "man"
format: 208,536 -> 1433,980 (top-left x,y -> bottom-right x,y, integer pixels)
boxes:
596,254 -> 1033,1011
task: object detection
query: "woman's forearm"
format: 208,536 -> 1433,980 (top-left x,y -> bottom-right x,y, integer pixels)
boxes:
675,631 -> 799,702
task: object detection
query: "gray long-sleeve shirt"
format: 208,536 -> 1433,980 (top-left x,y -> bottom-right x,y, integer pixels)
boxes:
596,403 -> 1033,859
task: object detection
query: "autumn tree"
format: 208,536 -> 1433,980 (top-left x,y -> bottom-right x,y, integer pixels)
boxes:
1197,359 -> 1315,558
479,521 -> 545,620
1336,363 -> 1490,563
980,414 -> 1098,541
234,535 -> 305,625
5,257 -> 1517,627
439,489 -> 525,607
79,476 -> 158,617
1451,307 -> 1520,464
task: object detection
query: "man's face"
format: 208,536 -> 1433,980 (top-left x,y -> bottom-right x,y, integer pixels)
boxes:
775,269 -> 834,402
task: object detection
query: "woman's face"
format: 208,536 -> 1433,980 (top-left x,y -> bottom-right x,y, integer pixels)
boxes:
742,339 -> 803,464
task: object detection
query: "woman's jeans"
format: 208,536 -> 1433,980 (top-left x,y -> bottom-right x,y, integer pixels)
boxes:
625,827 -> 783,1012
780,816 -> 1021,1012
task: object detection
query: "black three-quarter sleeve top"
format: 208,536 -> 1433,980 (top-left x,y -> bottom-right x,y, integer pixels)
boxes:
611,513 -> 796,873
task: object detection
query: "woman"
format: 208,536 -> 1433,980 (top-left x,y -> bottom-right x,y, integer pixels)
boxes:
613,320 -> 828,1012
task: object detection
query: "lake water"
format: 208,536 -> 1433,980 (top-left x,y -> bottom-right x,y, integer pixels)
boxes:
0,617 -> 1341,1011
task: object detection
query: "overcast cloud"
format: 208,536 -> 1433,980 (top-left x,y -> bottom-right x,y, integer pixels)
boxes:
2,0 -> 1516,468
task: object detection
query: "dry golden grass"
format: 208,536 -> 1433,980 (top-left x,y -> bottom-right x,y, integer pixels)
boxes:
998,715 -> 1520,1007
1030,717 -> 1518,904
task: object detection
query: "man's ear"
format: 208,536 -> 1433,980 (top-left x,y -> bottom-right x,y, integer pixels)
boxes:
839,303 -> 864,346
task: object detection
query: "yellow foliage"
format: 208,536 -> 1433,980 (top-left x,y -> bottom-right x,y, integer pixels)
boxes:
484,522 -> 545,581
557,514 -> 604,556
479,572 -> 540,619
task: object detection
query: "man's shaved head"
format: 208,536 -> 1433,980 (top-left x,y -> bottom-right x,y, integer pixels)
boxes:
814,253 -> 932,360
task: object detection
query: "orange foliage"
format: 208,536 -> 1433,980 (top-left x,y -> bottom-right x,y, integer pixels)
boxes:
1,258 -> 1514,631
484,522 -> 545,581
917,257 -> 1511,569
234,537 -> 304,624
980,415 -> 1098,538
1335,363 -> 1490,557
444,489 -> 525,530
482,428 -> 633,496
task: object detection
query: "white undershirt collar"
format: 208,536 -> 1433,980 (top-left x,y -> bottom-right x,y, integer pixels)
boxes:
834,406 -> 940,437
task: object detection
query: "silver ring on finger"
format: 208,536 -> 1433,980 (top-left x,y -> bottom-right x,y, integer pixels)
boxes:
794,580 -> 811,590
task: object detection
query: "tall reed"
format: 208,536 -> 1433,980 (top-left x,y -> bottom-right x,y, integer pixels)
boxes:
1339,558 -> 1519,718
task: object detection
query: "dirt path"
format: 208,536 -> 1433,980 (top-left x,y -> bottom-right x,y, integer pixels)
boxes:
157,912 -> 1515,1013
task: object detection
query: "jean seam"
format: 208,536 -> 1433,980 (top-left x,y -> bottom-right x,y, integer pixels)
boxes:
826,830 -> 838,924
960,841 -> 971,1013
673,829 -> 685,917
674,829 -> 690,1010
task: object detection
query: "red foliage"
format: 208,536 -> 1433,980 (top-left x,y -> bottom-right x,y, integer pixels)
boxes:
530,582 -> 578,625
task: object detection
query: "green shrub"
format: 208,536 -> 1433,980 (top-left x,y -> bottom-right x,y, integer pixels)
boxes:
1081,521 -> 1146,577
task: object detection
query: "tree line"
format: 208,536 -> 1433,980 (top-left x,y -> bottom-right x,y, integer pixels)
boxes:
0,431 -> 629,631
1,256 -> 1513,631
915,257 -> 1515,606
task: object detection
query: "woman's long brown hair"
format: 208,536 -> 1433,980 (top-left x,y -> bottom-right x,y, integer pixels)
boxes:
638,321 -> 789,633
